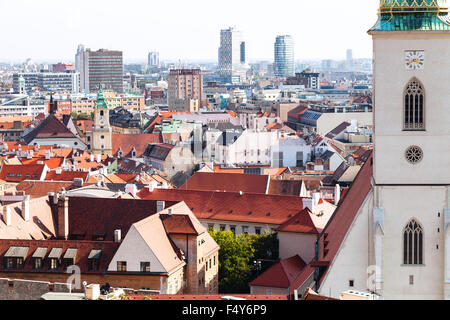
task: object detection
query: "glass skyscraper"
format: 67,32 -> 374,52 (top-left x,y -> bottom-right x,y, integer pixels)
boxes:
274,35 -> 294,78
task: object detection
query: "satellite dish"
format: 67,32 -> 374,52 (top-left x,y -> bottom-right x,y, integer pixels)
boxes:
82,281 -> 87,287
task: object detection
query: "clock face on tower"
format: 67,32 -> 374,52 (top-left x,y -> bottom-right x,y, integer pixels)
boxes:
405,51 -> 425,70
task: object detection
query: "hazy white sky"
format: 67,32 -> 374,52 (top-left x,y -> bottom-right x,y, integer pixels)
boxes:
0,0 -> 379,63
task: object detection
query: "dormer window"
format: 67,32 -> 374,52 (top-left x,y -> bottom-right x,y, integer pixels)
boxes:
63,248 -> 77,270
32,247 -> 47,270
48,248 -> 62,270
88,249 -> 101,272
4,246 -> 28,270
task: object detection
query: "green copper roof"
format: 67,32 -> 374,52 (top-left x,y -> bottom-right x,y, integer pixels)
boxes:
96,87 -> 108,109
370,0 -> 450,31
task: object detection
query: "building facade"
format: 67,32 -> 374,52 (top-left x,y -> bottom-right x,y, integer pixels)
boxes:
77,48 -> 124,94
218,27 -> 247,84
168,69 -> 203,111
12,72 -> 80,94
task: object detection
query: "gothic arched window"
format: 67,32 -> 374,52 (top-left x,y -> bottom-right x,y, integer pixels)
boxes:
404,79 -> 425,130
403,219 -> 423,265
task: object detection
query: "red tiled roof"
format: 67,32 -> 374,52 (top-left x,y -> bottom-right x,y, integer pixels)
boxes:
66,197 -> 159,241
160,214 -> 203,235
180,172 -> 269,194
112,133 -> 162,157
213,167 -> 245,174
21,157 -> 64,170
0,164 -> 46,182
16,180 -> 77,199
0,196 -> 56,240
276,209 -> 319,234
138,189 -> 304,225
45,170 -> 89,182
249,255 -> 307,288
23,115 -> 77,144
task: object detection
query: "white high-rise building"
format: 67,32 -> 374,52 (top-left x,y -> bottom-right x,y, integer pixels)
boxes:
218,27 -> 247,84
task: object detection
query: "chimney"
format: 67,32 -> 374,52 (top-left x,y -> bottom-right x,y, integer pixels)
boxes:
48,192 -> 57,204
168,208 -> 173,216
22,195 -> 30,222
147,180 -> 158,192
302,198 -> 314,213
156,201 -> 165,212
312,192 -> 321,207
335,184 -> 341,206
57,196 -> 69,240
45,149 -> 51,160
90,154 -> 94,162
96,154 -> 101,163
73,178 -> 84,187
114,229 -> 122,243
2,206 -> 11,226
125,184 -> 137,197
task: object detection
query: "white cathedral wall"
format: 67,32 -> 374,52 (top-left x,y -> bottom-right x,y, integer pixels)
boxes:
379,186 -> 447,300
318,191 -> 373,299
372,33 -> 450,185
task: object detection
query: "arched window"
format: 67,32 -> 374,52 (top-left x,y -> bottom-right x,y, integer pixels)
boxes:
404,79 -> 425,130
403,219 -> 423,265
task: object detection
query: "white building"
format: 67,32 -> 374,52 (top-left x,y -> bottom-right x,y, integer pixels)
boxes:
271,137 -> 312,168
215,130 -> 280,166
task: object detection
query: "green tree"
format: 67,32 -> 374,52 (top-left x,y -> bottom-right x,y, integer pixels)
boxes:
209,230 -> 254,293
209,230 -> 279,294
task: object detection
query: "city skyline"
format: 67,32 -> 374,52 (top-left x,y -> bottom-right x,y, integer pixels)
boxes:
0,0 -> 378,64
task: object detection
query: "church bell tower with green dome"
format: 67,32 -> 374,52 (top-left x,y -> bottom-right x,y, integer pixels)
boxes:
368,0 -> 450,299
86,86 -> 112,155
371,0 -> 450,31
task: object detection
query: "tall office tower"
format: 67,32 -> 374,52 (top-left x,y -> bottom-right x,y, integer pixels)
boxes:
168,69 -> 203,111
218,27 -> 247,84
346,48 -> 353,62
274,35 -> 295,78
77,48 -> 124,94
75,44 -> 85,73
148,52 -> 160,68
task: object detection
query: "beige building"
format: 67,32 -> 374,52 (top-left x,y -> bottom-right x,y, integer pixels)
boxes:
168,69 -> 203,111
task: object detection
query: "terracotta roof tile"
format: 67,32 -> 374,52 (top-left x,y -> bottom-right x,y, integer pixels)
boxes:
112,133 -> 162,158
16,180 -> 76,199
276,209 -> 319,234
45,170 -> 89,182
0,164 -> 46,182
66,197 -> 159,241
249,255 -> 307,288
138,189 -> 304,226
180,172 -> 269,194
